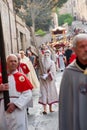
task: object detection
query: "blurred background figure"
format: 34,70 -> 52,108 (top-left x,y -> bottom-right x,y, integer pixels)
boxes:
19,50 -> 40,89
57,48 -> 66,71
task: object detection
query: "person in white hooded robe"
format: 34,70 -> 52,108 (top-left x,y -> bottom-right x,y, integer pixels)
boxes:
39,49 -> 58,114
19,50 -> 40,89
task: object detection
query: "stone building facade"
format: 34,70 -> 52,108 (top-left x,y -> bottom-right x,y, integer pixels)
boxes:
0,0 -> 17,55
0,0 -> 31,56
15,15 -> 31,52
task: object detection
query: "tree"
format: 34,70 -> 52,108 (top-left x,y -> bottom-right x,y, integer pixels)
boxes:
13,0 -> 68,31
13,0 -> 59,31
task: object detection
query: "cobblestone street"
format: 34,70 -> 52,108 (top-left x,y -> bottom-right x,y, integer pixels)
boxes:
28,71 -> 63,130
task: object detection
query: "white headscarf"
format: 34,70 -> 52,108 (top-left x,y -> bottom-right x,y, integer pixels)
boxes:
42,50 -> 52,70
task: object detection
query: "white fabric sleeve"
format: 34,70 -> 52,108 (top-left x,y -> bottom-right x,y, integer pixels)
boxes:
48,61 -> 56,80
13,90 -> 32,110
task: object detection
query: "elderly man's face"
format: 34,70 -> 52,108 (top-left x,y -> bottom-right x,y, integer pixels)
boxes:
73,39 -> 87,64
7,55 -> 18,73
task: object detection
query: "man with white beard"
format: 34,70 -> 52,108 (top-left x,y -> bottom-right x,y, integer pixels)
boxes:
39,49 -> 58,114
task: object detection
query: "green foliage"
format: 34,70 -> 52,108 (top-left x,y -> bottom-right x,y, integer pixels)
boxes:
13,0 -> 23,9
57,0 -> 68,7
58,14 -> 73,26
64,18 -> 72,26
35,12 -> 52,31
25,15 -> 32,27
35,29 -> 46,36
25,12 -> 52,31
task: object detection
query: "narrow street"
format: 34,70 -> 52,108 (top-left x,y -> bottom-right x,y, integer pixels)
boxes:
72,20 -> 87,31
28,71 -> 63,130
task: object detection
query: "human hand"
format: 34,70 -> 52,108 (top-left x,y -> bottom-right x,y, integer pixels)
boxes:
42,74 -> 48,80
0,83 -> 9,91
7,103 -> 17,113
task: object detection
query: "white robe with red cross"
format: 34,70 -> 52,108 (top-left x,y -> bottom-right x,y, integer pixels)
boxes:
0,70 -> 33,130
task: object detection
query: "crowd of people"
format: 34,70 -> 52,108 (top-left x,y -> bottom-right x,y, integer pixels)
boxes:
0,44 -> 59,130
0,32 -> 87,130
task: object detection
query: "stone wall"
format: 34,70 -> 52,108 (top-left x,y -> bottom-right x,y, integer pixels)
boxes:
0,0 -> 17,55
0,0 -> 31,55
35,33 -> 51,47
16,16 -> 31,52
59,0 -> 73,15
76,0 -> 87,21
59,0 -> 87,22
